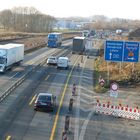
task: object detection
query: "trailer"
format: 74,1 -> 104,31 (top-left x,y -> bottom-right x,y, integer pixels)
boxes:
47,33 -> 62,47
72,37 -> 86,54
0,43 -> 24,73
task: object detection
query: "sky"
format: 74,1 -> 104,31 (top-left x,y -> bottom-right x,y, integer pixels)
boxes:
0,0 -> 140,20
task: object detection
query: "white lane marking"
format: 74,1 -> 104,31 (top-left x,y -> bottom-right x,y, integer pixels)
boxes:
80,86 -> 95,94
9,72 -> 19,79
80,98 -> 95,105
80,92 -> 94,99
80,107 -> 93,112
79,110 -> 95,140
74,57 -> 87,140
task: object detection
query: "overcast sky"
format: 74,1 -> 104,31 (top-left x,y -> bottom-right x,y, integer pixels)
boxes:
0,0 -> 140,19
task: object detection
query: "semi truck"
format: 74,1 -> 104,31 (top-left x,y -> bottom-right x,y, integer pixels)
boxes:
47,33 -> 62,47
72,37 -> 86,54
0,43 -> 24,73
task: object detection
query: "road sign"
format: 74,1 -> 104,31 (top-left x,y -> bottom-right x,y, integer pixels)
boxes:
110,90 -> 118,98
99,78 -> 105,86
105,40 -> 124,62
110,82 -> 119,91
123,41 -> 139,62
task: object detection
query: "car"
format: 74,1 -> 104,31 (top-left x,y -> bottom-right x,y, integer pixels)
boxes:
34,93 -> 56,111
47,56 -> 57,65
57,57 -> 70,69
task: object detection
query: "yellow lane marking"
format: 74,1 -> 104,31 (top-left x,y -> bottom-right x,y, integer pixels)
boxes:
25,61 -> 34,65
49,58 -> 79,140
29,94 -> 37,106
45,75 -> 50,81
6,136 -> 11,140
29,75 -> 50,106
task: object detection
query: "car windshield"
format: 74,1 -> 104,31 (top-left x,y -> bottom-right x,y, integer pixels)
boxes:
49,58 -> 55,60
38,95 -> 51,102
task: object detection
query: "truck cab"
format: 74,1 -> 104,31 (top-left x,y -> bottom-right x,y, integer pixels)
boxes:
47,33 -> 62,47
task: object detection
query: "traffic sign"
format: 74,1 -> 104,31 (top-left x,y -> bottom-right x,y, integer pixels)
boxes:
110,82 -> 119,91
105,40 -> 124,62
110,90 -> 118,98
123,41 -> 139,62
99,78 -> 105,86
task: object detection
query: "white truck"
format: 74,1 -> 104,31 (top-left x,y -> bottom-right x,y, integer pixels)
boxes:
116,29 -> 122,35
0,43 -> 24,73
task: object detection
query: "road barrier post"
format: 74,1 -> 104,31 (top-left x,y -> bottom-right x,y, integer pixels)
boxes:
62,131 -> 67,140
72,83 -> 76,96
64,115 -> 70,132
69,98 -> 74,112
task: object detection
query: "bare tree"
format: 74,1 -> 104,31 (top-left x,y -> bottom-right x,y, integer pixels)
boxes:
0,7 -> 56,33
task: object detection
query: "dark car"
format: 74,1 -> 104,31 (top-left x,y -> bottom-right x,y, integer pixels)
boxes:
34,93 -> 56,111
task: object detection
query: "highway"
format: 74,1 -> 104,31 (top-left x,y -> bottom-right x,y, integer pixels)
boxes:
0,37 -> 140,140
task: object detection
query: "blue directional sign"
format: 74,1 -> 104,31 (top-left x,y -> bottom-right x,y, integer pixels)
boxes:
123,41 -> 139,62
105,40 -> 124,62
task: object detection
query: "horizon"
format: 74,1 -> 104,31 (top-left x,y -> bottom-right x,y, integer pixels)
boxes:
0,0 -> 140,20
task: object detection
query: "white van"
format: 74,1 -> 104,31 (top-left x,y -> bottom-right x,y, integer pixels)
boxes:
57,57 -> 69,69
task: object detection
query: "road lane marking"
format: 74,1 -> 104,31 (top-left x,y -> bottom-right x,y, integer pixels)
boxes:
6,136 -> 11,140
74,56 -> 87,140
24,60 -> 34,65
45,75 -> 50,81
79,110 -> 94,140
29,75 -> 50,106
49,57 -> 79,140
29,94 -> 37,106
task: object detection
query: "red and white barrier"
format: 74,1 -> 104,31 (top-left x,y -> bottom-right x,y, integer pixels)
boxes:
95,102 -> 140,120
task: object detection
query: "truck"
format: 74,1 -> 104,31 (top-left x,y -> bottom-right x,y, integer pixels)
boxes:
0,43 -> 24,73
116,29 -> 122,35
82,30 -> 89,37
72,37 -> 86,54
47,33 -> 62,47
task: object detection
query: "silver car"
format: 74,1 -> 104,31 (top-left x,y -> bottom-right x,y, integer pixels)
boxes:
47,56 -> 57,65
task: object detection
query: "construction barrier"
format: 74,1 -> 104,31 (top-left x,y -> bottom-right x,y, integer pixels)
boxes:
95,102 -> 140,120
72,84 -> 76,96
69,98 -> 74,112
64,115 -> 70,132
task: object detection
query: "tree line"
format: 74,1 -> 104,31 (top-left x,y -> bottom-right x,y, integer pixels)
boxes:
83,15 -> 140,31
0,7 -> 56,33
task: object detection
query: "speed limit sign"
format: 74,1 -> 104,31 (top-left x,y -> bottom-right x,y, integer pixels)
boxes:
110,82 -> 119,91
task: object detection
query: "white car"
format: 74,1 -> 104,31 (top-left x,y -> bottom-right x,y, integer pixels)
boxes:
47,56 -> 57,65
57,57 -> 70,69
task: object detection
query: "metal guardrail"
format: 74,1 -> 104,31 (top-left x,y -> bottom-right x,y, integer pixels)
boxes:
0,44 -> 71,102
0,56 -> 48,103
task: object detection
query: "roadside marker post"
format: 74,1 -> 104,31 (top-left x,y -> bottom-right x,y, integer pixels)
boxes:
69,98 -> 74,112
62,131 -> 67,140
72,83 -> 76,96
64,115 -> 70,133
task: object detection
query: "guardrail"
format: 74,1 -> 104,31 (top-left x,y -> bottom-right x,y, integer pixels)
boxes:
0,56 -> 48,103
0,44 -> 71,102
